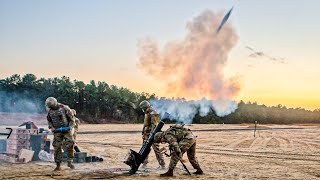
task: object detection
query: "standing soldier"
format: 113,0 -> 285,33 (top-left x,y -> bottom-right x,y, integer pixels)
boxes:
154,124 -> 203,177
45,97 -> 75,171
139,100 -> 165,169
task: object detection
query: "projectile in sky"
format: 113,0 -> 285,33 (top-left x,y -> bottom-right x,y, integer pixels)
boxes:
216,6 -> 234,33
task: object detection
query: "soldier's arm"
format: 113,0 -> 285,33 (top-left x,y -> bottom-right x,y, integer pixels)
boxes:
47,114 -> 54,129
64,105 -> 76,128
165,134 -> 181,157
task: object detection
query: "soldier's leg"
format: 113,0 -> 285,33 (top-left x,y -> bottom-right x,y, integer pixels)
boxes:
167,139 -> 193,170
152,143 -> 165,168
53,132 -> 64,163
142,134 -> 149,166
186,141 -> 201,169
63,131 -> 75,169
186,141 -> 203,174
73,130 -> 80,152
52,132 -> 63,171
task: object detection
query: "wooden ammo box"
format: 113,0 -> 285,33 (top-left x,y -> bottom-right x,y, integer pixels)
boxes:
74,152 -> 87,163
29,135 -> 42,161
6,128 -> 31,155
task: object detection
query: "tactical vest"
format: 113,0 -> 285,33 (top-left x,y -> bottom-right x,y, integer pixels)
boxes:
165,124 -> 193,141
48,105 -> 69,128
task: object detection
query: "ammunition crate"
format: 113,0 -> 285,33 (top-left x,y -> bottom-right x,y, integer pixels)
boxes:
7,138 -> 29,146
5,156 -> 18,163
6,147 -> 22,155
91,156 -> 103,162
0,140 -> 7,153
74,157 -> 86,163
28,129 -> 38,135
85,156 -> 92,162
11,128 -> 29,134
44,140 -> 50,153
8,133 -> 30,140
75,152 -> 87,159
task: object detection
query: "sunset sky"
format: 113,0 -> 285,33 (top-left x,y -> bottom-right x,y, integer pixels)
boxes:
1,0 -> 319,110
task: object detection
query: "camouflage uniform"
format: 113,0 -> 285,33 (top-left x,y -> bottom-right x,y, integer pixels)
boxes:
141,102 -> 165,168
47,103 -> 75,163
73,117 -> 80,140
156,124 -> 202,173
72,109 -> 81,152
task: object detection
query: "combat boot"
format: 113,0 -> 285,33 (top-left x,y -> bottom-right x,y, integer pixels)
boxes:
54,162 -> 61,171
193,168 -> 203,175
160,168 -> 173,177
67,161 -> 75,170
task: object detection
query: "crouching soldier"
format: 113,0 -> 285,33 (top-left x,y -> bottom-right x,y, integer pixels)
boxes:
154,124 -> 203,177
45,97 -> 75,171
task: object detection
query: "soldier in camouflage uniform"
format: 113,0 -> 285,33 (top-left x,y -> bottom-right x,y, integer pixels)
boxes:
71,109 -> 81,152
139,100 -> 165,169
45,97 -> 75,171
154,124 -> 203,177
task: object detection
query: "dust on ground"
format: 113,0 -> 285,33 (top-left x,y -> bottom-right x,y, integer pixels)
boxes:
1,124 -> 320,179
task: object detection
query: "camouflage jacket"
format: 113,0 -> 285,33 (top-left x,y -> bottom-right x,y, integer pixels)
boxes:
163,124 -> 195,155
142,108 -> 160,135
47,104 -> 75,129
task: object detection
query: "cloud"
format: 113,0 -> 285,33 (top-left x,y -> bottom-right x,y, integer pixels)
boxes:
246,46 -> 287,64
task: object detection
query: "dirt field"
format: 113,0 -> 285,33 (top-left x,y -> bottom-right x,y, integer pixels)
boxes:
1,124 -> 320,179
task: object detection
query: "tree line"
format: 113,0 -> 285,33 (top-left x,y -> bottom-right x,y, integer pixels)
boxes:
0,74 -> 319,124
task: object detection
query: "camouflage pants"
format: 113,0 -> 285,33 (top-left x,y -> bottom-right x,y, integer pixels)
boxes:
53,131 -> 74,163
169,138 -> 201,170
142,134 -> 165,167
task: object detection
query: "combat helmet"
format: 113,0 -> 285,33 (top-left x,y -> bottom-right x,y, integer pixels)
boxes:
45,97 -> 58,109
139,100 -> 151,113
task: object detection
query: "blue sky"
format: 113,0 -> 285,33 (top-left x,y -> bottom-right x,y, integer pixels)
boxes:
1,0 -> 320,109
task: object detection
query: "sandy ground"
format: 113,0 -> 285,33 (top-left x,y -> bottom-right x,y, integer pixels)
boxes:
1,124 -> 320,179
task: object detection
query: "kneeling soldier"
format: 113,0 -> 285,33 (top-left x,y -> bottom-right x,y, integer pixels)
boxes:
154,124 -> 203,177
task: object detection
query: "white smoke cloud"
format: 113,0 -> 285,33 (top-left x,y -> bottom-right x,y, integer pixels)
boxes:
0,91 -> 43,113
150,98 -> 237,124
0,91 -> 46,125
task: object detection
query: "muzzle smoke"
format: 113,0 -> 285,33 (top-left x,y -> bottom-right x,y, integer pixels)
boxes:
138,10 -> 241,123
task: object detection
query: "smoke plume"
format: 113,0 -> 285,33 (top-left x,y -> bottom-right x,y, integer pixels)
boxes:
0,91 -> 43,113
0,91 -> 46,125
150,98 -> 238,124
138,10 -> 241,123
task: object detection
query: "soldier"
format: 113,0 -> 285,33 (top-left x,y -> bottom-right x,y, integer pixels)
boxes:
45,97 -> 75,171
71,109 -> 81,152
154,124 -> 203,177
139,100 -> 165,169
